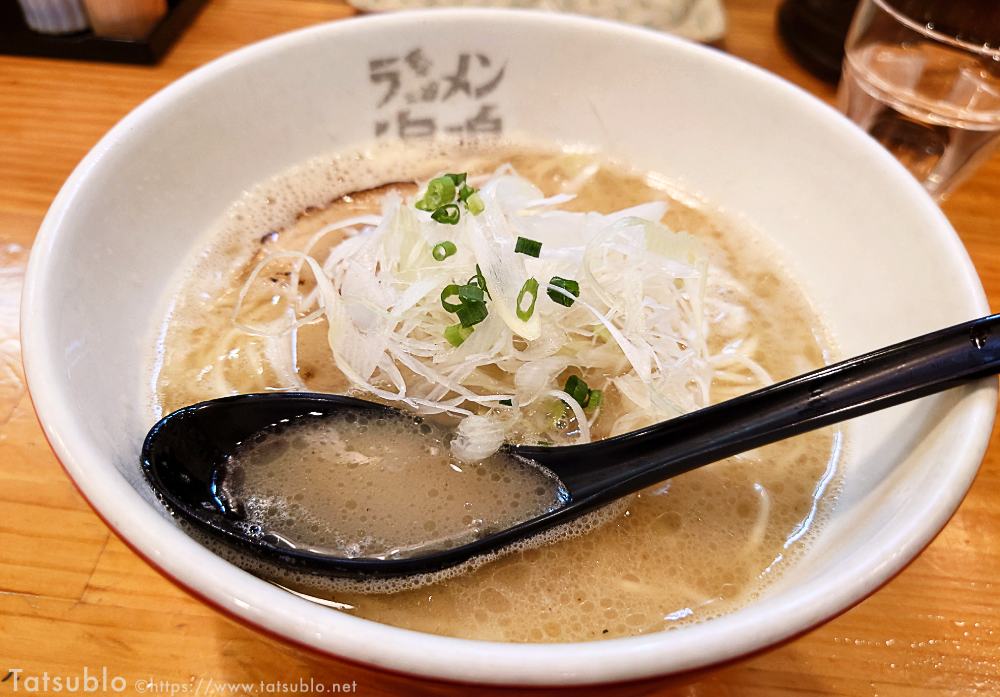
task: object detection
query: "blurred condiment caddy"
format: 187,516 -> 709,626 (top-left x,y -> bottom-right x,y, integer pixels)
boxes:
2,0 -> 206,64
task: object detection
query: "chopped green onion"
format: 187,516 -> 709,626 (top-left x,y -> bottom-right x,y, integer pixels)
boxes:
473,264 -> 490,299
431,203 -> 461,225
458,283 -> 484,303
456,301 -> 488,328
432,241 -> 457,261
416,176 -> 456,211
440,284 -> 463,312
458,183 -> 485,215
417,173 -> 478,218
499,399 -> 513,407
466,191 -> 485,215
443,281 -> 490,326
585,389 -> 603,412
515,236 -> 542,257
516,277 -> 539,321
563,375 -> 602,411
564,375 -> 590,407
547,276 -> 580,306
444,323 -> 473,347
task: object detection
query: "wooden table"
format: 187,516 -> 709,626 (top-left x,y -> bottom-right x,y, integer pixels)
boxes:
1,1 -> 998,695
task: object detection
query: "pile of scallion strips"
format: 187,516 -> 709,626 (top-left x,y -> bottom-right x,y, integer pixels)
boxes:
237,164 -> 734,461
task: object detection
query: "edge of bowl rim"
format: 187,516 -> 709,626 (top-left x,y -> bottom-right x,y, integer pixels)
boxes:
20,8 -> 997,686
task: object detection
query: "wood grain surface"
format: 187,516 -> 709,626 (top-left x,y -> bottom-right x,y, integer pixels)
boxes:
2,1 -> 999,695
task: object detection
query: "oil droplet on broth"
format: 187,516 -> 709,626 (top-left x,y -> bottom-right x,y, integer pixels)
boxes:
220,412 -> 567,559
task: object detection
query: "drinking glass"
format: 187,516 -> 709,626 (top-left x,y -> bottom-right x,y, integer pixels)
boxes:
838,0 -> 1000,199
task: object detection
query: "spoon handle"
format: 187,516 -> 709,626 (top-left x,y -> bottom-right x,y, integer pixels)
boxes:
525,314 -> 1000,502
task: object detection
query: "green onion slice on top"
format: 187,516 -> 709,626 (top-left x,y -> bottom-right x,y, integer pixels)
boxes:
563,375 -> 602,411
431,203 -> 461,225
416,175 -> 457,212
585,389 -> 603,412
442,280 -> 490,331
440,284 -> 463,313
458,283 -> 484,303
547,276 -> 580,306
417,172 -> 483,219
470,264 -> 491,299
456,301 -> 488,328
516,277 -> 539,321
564,375 -> 590,407
466,192 -> 485,215
515,236 -> 542,257
444,323 -> 473,347
432,241 -> 457,261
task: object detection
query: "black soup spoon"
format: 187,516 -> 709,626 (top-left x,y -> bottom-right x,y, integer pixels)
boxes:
142,314 -> 1000,579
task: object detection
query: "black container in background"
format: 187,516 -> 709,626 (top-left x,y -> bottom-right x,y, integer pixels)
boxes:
777,0 -> 861,84
0,0 -> 206,64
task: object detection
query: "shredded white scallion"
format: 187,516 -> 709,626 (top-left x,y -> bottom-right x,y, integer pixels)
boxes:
232,164 -> 773,460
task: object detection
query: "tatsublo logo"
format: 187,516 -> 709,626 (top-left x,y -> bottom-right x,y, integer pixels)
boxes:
1,671 -> 359,695
2,667 -> 127,693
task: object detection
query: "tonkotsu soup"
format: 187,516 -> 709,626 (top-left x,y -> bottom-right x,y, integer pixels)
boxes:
149,139 -> 842,642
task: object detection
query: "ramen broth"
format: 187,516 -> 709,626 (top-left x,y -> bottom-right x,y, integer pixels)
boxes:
150,141 -> 841,642
222,412 -> 566,558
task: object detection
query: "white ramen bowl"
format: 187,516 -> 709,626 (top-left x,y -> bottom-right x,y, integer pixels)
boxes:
21,9 -> 995,686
